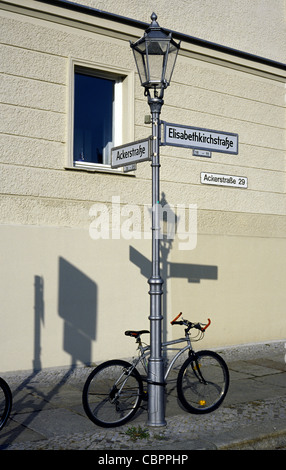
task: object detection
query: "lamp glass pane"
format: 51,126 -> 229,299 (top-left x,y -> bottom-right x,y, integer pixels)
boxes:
146,39 -> 168,86
164,43 -> 179,85
133,48 -> 148,85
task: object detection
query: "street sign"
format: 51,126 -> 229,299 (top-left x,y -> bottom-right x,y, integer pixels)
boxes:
162,122 -> 238,154
201,172 -> 248,188
193,149 -> 212,158
123,164 -> 137,172
111,137 -> 151,168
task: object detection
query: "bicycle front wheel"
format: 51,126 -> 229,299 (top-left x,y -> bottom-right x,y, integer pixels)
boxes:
0,377 -> 12,430
82,360 -> 143,428
177,350 -> 229,414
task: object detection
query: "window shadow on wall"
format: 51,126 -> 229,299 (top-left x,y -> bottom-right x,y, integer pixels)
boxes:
58,257 -> 97,366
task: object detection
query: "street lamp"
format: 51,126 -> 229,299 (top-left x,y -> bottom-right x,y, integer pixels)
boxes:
130,13 -> 180,427
130,12 -> 180,95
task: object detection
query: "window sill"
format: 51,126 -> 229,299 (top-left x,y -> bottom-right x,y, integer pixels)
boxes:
65,162 -> 136,176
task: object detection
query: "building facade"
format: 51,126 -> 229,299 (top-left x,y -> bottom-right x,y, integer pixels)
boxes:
1,0 -> 285,372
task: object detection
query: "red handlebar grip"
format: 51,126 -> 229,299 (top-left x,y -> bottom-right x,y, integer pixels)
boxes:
201,318 -> 211,331
170,312 -> 182,324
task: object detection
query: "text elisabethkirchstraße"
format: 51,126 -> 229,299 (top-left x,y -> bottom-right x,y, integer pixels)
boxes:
163,123 -> 238,154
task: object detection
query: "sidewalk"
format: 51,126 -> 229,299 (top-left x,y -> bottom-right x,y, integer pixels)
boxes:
0,341 -> 285,451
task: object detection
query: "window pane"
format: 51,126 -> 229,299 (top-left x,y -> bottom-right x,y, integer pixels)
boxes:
74,72 -> 114,165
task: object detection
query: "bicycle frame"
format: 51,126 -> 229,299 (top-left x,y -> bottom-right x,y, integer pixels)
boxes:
112,364 -> 141,402
163,337 -> 192,380
134,334 -> 193,382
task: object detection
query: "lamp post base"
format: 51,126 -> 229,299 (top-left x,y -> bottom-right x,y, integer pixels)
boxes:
147,275 -> 166,427
147,360 -> 167,427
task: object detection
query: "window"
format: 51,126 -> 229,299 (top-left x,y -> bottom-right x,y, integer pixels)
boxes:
68,61 -> 134,172
74,72 -> 115,166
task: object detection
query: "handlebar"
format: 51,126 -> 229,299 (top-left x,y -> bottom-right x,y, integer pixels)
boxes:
170,313 -> 211,332
170,312 -> 183,324
201,318 -> 211,331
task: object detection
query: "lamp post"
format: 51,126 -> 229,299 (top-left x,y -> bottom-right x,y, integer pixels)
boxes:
130,13 -> 180,427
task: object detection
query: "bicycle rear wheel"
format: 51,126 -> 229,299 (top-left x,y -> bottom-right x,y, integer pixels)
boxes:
0,377 -> 12,430
82,360 -> 143,428
177,350 -> 229,414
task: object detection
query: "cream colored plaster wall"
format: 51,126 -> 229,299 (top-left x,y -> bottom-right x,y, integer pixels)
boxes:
0,225 -> 151,371
77,0 -> 286,63
0,1 -> 285,372
168,228 -> 286,348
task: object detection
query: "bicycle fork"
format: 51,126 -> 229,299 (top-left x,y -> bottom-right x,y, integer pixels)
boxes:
188,352 -> 208,384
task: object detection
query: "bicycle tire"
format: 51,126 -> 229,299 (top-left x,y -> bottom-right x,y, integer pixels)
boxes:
177,350 -> 229,414
0,377 -> 12,431
82,359 -> 143,428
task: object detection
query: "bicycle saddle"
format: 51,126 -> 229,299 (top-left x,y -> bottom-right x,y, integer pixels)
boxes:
125,330 -> 150,338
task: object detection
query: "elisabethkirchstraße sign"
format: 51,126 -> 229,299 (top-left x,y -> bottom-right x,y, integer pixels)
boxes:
163,122 -> 238,154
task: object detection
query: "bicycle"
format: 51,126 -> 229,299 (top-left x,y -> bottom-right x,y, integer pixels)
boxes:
0,377 -> 12,431
82,313 -> 229,428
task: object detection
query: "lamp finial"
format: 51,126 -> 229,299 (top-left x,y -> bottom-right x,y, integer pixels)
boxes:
150,12 -> 159,26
